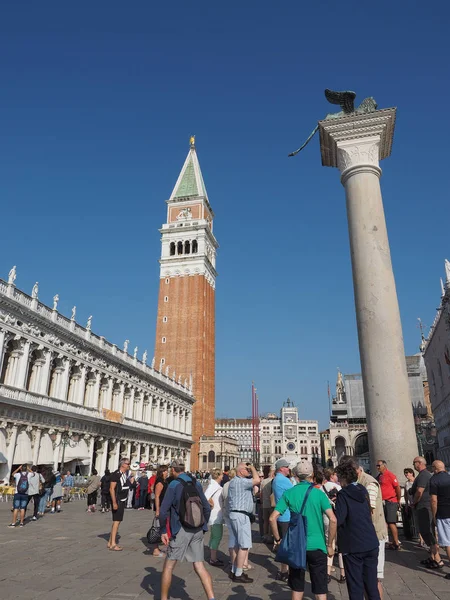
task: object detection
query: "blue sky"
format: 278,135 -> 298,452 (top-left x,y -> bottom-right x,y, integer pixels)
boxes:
1,2 -> 449,429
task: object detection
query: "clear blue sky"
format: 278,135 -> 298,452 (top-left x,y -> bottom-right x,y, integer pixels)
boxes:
1,2 -> 449,429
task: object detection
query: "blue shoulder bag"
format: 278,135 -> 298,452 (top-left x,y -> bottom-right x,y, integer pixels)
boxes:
275,484 -> 314,570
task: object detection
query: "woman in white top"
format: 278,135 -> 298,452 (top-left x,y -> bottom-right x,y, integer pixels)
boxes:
205,469 -> 224,567
204,468 -> 224,566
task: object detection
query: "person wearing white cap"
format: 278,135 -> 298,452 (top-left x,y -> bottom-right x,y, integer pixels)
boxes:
272,458 -> 293,582
270,461 -> 337,600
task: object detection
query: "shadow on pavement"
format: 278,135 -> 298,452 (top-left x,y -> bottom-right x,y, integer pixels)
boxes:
141,566 -> 192,599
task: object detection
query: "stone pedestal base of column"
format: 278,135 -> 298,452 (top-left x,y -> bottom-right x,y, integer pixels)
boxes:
319,108 -> 418,478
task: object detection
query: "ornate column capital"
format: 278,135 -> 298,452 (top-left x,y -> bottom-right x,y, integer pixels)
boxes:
336,137 -> 381,177
318,107 -> 396,183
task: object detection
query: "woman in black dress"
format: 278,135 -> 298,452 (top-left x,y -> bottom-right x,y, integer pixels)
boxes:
152,465 -> 169,557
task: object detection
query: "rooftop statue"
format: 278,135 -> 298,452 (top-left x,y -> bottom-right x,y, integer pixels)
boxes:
8,266 -> 17,285
288,89 -> 378,157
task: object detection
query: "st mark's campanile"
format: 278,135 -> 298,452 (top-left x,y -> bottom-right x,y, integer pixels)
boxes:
154,137 -> 217,471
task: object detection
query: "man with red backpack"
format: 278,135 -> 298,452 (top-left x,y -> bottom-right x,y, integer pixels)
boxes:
159,460 -> 216,600
9,464 -> 33,528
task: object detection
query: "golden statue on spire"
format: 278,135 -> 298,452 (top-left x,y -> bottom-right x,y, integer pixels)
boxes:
189,135 -> 195,147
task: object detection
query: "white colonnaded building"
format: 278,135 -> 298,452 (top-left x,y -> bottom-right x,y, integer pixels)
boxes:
0,267 -> 194,482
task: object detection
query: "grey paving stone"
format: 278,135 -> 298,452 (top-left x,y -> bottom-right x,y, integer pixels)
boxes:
2,500 -> 450,600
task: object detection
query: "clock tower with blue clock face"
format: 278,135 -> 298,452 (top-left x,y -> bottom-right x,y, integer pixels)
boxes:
281,398 -> 299,462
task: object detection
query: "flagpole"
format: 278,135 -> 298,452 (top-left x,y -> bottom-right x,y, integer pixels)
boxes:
327,380 -> 331,418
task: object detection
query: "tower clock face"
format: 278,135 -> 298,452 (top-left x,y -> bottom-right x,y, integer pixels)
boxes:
287,442 -> 296,452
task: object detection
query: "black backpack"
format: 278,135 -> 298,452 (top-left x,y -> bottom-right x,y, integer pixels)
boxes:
178,476 -> 205,530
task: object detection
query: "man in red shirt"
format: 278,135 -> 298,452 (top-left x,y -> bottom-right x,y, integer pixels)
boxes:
377,459 -> 402,549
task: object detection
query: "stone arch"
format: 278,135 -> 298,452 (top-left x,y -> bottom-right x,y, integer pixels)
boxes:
37,432 -> 54,466
354,433 -> 370,470
13,429 -> 33,465
335,436 -> 346,462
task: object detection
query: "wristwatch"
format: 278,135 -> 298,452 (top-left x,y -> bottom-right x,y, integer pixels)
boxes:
274,538 -> 281,544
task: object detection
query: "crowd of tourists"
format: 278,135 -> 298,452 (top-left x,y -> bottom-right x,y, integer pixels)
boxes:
7,454 -> 450,600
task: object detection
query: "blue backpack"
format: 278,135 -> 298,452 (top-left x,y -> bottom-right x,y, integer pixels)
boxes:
275,484 -> 314,570
17,472 -> 29,494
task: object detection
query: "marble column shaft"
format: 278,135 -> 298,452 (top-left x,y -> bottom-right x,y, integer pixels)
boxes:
319,110 -> 418,477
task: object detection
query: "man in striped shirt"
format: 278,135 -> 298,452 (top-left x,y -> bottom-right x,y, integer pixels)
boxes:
227,463 -> 260,583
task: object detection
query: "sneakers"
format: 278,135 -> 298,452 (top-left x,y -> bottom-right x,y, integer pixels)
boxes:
232,573 -> 254,584
31,516 -> 37,521
56,507 -> 61,513
19,523 -> 24,527
8,523 -> 16,528
51,508 -> 55,513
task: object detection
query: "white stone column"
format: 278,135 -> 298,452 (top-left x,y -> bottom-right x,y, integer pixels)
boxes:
77,365 -> 87,405
152,445 -> 158,463
118,383 -> 125,414
87,436 -> 95,473
143,445 -> 150,464
104,377 -> 113,410
100,439 -> 109,474
127,388 -> 135,419
319,108 -> 417,477
186,411 -> 192,437
108,440 -> 120,471
5,425 -> 18,482
153,397 -> 159,425
135,442 -> 141,465
93,372 -> 101,409
16,340 -> 31,389
53,432 -> 62,470
60,358 -> 71,401
40,350 -> 52,396
0,329 -> 7,376
32,427 -> 42,465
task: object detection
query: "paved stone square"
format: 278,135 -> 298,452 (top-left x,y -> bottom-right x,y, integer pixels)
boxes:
1,500 -> 450,600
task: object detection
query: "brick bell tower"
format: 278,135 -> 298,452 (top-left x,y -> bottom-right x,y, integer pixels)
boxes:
154,136 -> 218,471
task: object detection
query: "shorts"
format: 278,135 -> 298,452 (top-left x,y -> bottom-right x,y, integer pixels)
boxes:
416,507 -> 436,546
288,550 -> 328,595
383,501 -> 399,524
209,523 -> 223,550
229,512 -> 252,549
112,501 -> 125,522
278,521 -> 289,540
437,518 -> 450,547
377,538 -> 387,579
167,526 -> 204,562
225,518 -> 236,549
13,493 -> 28,510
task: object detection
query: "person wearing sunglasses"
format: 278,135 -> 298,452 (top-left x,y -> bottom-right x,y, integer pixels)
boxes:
108,458 -> 131,551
